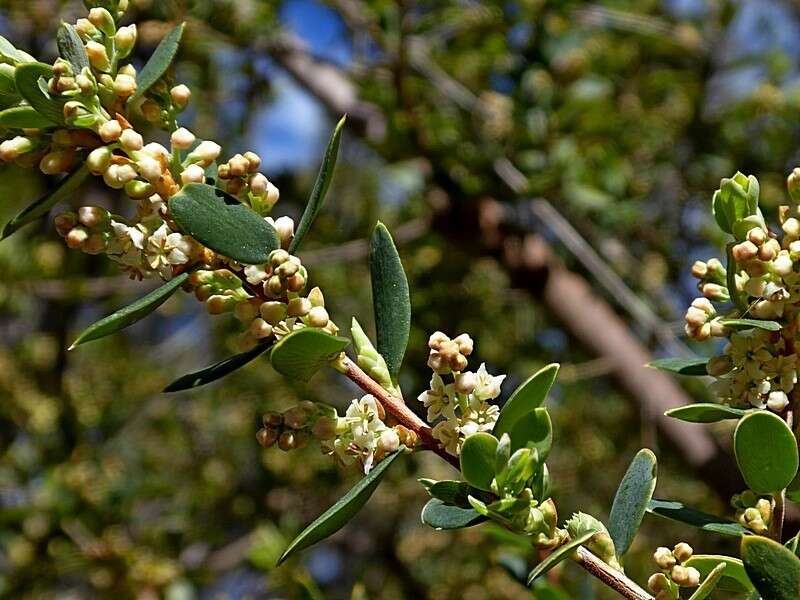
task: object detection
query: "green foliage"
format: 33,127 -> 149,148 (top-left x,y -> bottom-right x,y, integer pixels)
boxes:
608,449 -> 657,558
684,555 -> 754,593
289,116 -> 345,253
687,562 -> 727,600
421,499 -> 486,530
70,272 -> 191,348
493,363 -> 558,436
741,535 -> 800,600
268,327 -> 350,381
734,411 -> 798,494
711,172 -> 760,236
163,340 -> 274,392
278,450 -> 403,564
665,403 -> 750,423
459,432 -> 498,491
719,318 -> 782,331
647,358 -> 708,376
526,529 -> 597,585
0,105 -> 56,129
169,183 -> 279,264
131,22 -> 185,101
14,62 -> 63,125
368,222 -> 410,379
56,23 -> 89,72
646,499 -> 749,537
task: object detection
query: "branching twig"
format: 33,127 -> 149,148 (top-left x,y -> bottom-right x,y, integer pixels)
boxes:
574,547 -> 654,600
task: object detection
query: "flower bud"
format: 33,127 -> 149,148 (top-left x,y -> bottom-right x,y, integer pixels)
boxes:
307,287 -> 325,308
244,151 -> 261,172
670,565 -> 699,587
307,306 -> 329,328
272,216 -> 294,249
227,154 -> 249,178
186,140 -> 220,167
113,73 -> 137,98
249,318 -> 273,339
701,283 -> 728,301
454,333 -> 474,355
768,390 -> 789,412
170,84 -> 191,110
88,7 -> 116,37
647,573 -> 670,593
653,547 -> 676,570
136,154 -> 163,183
77,206 -> 108,228
83,233 -> 108,255
75,18 -> 99,41
86,41 -> 111,72
379,428 -> 401,453
114,24 -> 137,58
54,212 -> 77,237
40,150 -> 75,175
142,143 -> 170,161
690,260 -> 707,279
283,406 -> 310,429
260,301 -> 287,325
141,99 -> 162,123
706,355 -> 732,376
747,227 -> 767,246
103,163 -> 137,189
249,172 -> 268,196
99,119 -> 122,143
65,226 -> 88,249
256,427 -> 278,448
86,146 -> 112,174
287,297 -> 312,317
789,168 -> 800,204
774,251 -> 794,277
180,164 -> 205,185
454,371 -> 476,394
0,136 -> 33,161
265,181 -> 280,208
171,127 -> 196,150
732,241 -> 758,262
125,180 -> 154,200
785,218 -> 800,238
119,128 -> 143,152
278,431 -> 296,451
672,542 -> 693,563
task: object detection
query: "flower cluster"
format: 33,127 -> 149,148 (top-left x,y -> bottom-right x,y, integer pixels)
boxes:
684,174 -> 800,411
322,395 -> 417,473
731,490 -> 773,534
418,332 -> 505,455
647,543 -> 700,599
257,401 -> 337,452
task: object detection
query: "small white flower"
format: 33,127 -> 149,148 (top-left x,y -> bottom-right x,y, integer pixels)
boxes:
473,363 -> 506,401
418,374 -> 455,421
432,420 -> 460,456
146,224 -> 193,278
244,264 -> 269,285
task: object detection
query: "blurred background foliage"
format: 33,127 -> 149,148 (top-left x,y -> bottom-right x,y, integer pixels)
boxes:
0,0 -> 796,597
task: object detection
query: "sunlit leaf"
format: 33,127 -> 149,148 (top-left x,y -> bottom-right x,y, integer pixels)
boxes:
131,22 -> 185,101
741,535 -> 800,600
608,449 -> 657,558
647,357 -> 708,376
0,105 -> 57,129
459,432 -> 499,492
646,499 -> 748,537
687,562 -> 727,600
56,23 -> 89,73
734,411 -> 798,494
719,318 -> 781,331
421,498 -> 486,530
15,62 -> 64,125
269,327 -> 350,382
494,363 -> 559,437
685,555 -> 754,593
163,340 -> 274,392
665,403 -> 750,423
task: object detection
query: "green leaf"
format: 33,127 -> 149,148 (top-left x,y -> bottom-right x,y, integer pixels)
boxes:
169,183 -> 279,264
665,403 -> 750,423
684,555 -> 754,593
368,222 -> 411,379
131,22 -> 185,101
278,450 -> 402,564
719,318 -> 781,331
70,272 -> 190,349
421,498 -> 487,530
506,407 -> 553,456
734,411 -> 799,494
288,116 -> 345,253
688,562 -> 727,600
741,535 -> 800,600
163,340 -> 274,392
460,432 -> 499,492
494,363 -> 559,437
0,105 -> 57,129
269,328 -> 350,382
419,479 -> 474,508
0,35 -> 34,64
1,164 -> 89,240
56,23 -> 89,73
646,499 -> 749,537
647,357 -> 708,376
608,449 -> 657,558
527,530 -> 598,585
15,62 -> 64,125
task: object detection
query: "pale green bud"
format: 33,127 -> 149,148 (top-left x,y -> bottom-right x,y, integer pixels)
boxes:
88,7 -> 116,37
114,24 -> 136,58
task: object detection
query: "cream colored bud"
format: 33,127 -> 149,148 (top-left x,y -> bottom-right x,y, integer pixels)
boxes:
270,249 -> 290,267
119,129 -> 143,152
454,333 -> 474,355
702,283 -> 727,300
125,180 -> 154,200
307,306 -> 329,328
181,164 -> 206,185
99,120 -> 122,143
114,25 -> 137,58
759,242 -> 777,262
732,241 -> 758,262
171,127 -> 196,150
187,140 -> 221,167
690,260 -> 707,279
206,295 -> 235,315
103,163 -> 137,189
0,136 -> 33,161
88,7 -> 115,36
784,218 -> 800,238
136,155 -> 163,183
113,74 -> 137,98
65,227 -> 88,249
428,331 -> 450,350
233,301 -> 259,323
647,573 -> 670,594
379,428 -> 401,453
243,151 -> 261,172
653,547 -> 676,570
249,318 -> 273,340
86,146 -> 112,174
86,41 -> 111,72
273,216 -> 294,248
768,390 -> 789,412
227,154 -> 248,178
249,172 -> 268,196
287,297 -> 312,317
77,206 -> 107,228
454,371 -> 477,394
747,227 -> 767,246
690,297 -> 715,315
142,143 -> 170,161
673,542 -> 693,563
260,301 -> 287,325
308,287 -> 325,307
141,99 -> 162,123
170,84 -> 191,109
685,307 -> 708,328
75,18 -> 99,40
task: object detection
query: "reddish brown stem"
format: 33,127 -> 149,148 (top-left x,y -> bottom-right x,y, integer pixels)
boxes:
575,547 -> 654,600
340,356 -> 460,469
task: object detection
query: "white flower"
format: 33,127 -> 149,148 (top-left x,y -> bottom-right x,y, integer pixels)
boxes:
473,363 -> 506,401
418,374 -> 455,421
462,400 -> 500,435
146,224 -> 193,278
432,420 -> 460,456
244,264 -> 269,285
326,395 -> 389,473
